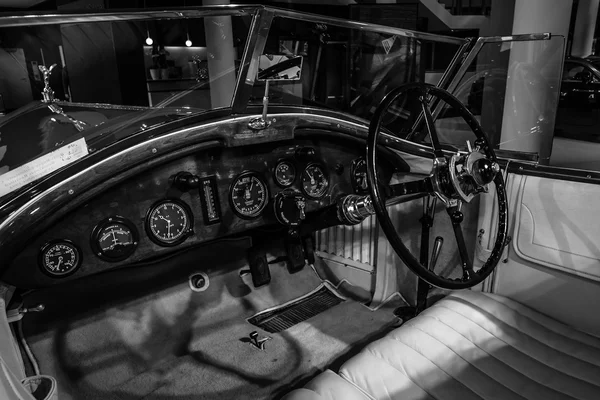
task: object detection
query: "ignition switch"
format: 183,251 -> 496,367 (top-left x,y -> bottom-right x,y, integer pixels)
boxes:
274,190 -> 306,226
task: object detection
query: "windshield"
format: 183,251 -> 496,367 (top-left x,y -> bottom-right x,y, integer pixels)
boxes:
248,14 -> 461,120
0,6 -> 557,201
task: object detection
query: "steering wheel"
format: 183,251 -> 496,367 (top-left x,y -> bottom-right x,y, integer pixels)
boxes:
366,82 -> 508,290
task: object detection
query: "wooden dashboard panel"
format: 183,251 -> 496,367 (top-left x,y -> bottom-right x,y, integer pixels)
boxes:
5,137 -> 367,288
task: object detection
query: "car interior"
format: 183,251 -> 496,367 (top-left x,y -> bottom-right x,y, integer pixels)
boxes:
0,4 -> 599,400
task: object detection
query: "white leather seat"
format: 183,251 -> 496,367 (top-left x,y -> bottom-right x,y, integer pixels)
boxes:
283,290 -> 600,400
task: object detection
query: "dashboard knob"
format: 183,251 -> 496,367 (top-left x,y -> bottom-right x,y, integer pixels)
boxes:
174,172 -> 200,190
295,147 -> 316,161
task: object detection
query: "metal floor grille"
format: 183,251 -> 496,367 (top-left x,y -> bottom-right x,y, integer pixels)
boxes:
248,286 -> 344,333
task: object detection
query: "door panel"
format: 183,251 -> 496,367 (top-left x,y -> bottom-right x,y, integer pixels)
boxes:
478,170 -> 600,336
512,176 -> 600,282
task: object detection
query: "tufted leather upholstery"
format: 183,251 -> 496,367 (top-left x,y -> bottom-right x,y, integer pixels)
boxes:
283,290 -> 600,400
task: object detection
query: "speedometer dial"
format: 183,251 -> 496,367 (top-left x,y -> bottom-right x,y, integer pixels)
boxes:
146,199 -> 193,246
230,171 -> 269,218
91,216 -> 138,262
301,164 -> 329,198
39,240 -> 81,278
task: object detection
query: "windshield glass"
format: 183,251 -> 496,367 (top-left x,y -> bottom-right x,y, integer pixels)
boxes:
372,35 -> 565,163
0,11 -> 252,197
249,15 -> 461,121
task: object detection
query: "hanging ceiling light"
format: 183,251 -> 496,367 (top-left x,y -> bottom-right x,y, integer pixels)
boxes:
185,32 -> 192,47
146,27 -> 153,46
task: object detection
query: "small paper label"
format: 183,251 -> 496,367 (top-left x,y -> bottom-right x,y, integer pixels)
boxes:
382,36 -> 396,54
0,137 -> 88,198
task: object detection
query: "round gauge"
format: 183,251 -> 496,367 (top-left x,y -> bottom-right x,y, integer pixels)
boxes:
230,171 -> 269,219
301,164 -> 329,198
274,160 -> 296,187
146,199 -> 193,247
91,216 -> 139,262
351,157 -> 369,193
39,240 -> 82,278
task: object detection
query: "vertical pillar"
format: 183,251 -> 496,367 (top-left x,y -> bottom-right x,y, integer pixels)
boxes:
572,0 -> 599,57
203,0 -> 236,108
498,0 -> 572,163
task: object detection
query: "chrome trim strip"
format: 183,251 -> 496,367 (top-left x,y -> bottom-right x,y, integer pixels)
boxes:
0,6 -> 255,27
477,33 -> 551,43
56,101 -> 148,111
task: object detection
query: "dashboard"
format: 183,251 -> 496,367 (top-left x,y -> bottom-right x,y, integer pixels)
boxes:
4,136 -> 392,288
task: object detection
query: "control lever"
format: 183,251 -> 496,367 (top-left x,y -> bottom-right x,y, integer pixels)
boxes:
7,303 -> 45,324
429,237 -> 443,271
247,331 -> 271,350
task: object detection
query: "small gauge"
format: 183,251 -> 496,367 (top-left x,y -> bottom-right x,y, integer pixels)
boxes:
39,240 -> 82,278
301,164 -> 329,198
230,171 -> 269,218
146,199 -> 193,247
91,216 -> 139,262
351,157 -> 369,193
274,160 -> 296,187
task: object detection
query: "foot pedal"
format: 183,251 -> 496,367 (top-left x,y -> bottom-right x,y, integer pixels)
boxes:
286,231 -> 305,273
303,236 -> 316,265
247,247 -> 271,287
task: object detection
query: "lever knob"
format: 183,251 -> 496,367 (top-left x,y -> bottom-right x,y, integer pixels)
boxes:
471,158 -> 500,186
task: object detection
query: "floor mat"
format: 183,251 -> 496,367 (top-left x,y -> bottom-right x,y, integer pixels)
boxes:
248,285 -> 344,333
24,245 -> 405,400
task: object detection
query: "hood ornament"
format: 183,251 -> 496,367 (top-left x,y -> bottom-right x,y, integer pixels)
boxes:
39,63 -> 57,103
38,64 -> 88,132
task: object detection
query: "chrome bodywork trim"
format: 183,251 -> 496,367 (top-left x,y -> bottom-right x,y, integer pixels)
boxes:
0,6 -> 255,27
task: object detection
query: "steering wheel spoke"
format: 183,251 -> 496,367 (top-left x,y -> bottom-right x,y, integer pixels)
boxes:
387,177 -> 433,198
446,206 -> 475,280
419,90 -> 445,158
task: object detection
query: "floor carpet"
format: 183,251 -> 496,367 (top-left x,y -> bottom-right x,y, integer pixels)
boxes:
23,244 -> 403,400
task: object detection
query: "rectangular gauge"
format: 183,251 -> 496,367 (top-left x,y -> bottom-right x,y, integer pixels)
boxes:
199,175 -> 222,225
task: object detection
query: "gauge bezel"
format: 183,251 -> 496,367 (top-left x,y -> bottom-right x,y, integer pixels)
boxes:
301,163 -> 329,199
90,216 -> 139,262
145,198 -> 194,247
274,160 -> 296,188
38,239 -> 82,278
229,171 -> 270,219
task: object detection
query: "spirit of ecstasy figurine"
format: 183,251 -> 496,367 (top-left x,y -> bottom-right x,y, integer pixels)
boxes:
39,63 -> 57,103
38,64 -> 88,132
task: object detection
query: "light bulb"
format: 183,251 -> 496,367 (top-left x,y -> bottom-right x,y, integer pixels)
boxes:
185,39 -> 192,47
146,36 -> 153,46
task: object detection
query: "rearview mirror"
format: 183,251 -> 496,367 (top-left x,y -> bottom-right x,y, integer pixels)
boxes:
257,55 -> 303,81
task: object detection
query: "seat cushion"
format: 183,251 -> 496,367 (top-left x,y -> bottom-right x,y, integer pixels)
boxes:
284,290 -> 600,400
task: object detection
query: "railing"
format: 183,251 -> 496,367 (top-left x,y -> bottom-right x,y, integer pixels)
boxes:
438,0 -> 492,16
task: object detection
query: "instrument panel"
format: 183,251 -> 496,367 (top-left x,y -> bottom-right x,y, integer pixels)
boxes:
5,137 -> 395,288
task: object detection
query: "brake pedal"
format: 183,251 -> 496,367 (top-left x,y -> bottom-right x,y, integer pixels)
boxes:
247,247 -> 271,287
285,230 -> 305,273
